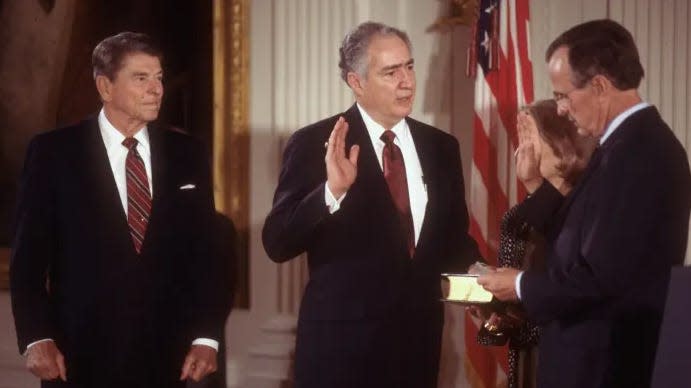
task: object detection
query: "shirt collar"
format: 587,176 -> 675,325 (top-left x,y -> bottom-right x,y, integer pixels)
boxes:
98,108 -> 150,153
599,101 -> 650,145
356,103 -> 409,143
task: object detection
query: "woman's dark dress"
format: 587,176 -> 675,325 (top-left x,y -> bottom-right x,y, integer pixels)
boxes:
477,203 -> 543,388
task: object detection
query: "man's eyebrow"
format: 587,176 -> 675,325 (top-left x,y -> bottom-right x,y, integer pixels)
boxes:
380,59 -> 414,72
131,70 -> 163,77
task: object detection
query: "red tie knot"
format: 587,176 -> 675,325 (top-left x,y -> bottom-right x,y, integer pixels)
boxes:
380,130 -> 396,145
122,137 -> 139,150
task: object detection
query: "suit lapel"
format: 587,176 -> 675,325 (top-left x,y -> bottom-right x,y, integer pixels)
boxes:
560,106 -> 656,216
81,117 -> 134,250
343,105 -> 390,199
560,147 -> 601,211
148,125 -> 171,206
407,119 -> 434,257
142,125 -> 171,254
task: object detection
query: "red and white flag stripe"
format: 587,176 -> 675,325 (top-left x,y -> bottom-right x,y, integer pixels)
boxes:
465,0 -> 534,386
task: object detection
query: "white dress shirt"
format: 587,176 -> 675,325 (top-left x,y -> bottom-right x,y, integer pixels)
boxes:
98,109 -> 154,211
325,104 -> 428,245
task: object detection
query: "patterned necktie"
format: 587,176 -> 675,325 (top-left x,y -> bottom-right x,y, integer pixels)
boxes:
381,130 -> 415,258
122,137 -> 152,254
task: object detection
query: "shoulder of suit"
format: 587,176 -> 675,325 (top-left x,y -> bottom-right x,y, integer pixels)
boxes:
294,104 -> 364,136
406,116 -> 458,144
286,111 -> 344,150
295,112 -> 343,135
151,126 -> 209,162
606,106 -> 676,153
600,107 -> 689,177
155,125 -> 199,143
30,116 -> 97,148
406,116 -> 447,134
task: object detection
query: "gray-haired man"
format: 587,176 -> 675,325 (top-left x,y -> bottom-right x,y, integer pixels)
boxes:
263,21 -> 481,388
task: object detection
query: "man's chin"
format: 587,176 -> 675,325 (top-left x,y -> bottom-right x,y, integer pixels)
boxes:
143,111 -> 160,122
395,105 -> 413,118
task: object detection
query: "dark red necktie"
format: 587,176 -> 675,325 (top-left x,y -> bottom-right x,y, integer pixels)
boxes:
122,137 -> 152,254
381,130 -> 415,258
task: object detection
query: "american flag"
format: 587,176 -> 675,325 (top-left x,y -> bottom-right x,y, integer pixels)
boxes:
464,0 -> 534,386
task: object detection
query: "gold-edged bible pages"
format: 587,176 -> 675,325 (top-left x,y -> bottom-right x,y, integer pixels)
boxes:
440,273 -> 493,304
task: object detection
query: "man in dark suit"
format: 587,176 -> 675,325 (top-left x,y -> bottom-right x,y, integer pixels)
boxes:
478,20 -> 691,388
262,22 -> 481,388
10,32 -> 228,387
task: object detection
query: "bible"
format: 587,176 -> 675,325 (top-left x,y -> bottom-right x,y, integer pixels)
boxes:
440,273 -> 493,304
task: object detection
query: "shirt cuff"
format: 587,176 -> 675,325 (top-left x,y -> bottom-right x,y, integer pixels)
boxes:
192,338 -> 219,351
515,271 -> 524,300
324,182 -> 347,214
24,338 -> 54,356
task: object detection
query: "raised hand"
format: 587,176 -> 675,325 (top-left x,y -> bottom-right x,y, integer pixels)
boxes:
515,110 -> 543,192
325,116 -> 360,198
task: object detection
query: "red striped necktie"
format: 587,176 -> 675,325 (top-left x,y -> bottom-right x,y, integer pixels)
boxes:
122,137 -> 152,254
380,130 -> 415,258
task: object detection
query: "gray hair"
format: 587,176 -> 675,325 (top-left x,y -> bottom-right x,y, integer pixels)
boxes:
92,31 -> 163,80
338,21 -> 412,83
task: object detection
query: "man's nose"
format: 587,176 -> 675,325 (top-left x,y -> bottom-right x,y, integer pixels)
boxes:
148,79 -> 163,95
557,104 -> 568,116
399,68 -> 414,87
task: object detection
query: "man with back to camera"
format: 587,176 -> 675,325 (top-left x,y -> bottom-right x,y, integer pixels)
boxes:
262,21 -> 482,388
10,31 -> 229,387
478,19 -> 691,388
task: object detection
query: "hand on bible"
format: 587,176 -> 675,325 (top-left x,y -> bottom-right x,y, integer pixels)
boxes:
180,344 -> 218,382
477,267 -> 520,302
325,116 -> 360,198
467,261 -> 496,275
26,340 -> 67,382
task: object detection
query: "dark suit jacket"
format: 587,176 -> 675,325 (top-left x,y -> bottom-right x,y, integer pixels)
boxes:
10,117 -> 228,388
518,106 -> 691,388
262,105 -> 480,388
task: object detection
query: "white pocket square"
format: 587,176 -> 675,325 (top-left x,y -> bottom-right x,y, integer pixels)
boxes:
179,184 -> 196,190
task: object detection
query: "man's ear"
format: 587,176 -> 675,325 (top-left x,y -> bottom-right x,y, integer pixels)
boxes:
590,74 -> 611,96
95,75 -> 112,102
346,72 -> 365,97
